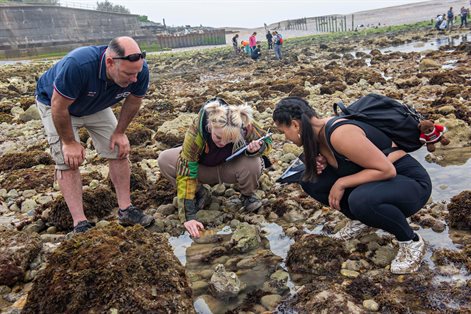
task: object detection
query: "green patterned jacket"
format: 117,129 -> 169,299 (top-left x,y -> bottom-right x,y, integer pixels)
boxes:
176,107 -> 272,223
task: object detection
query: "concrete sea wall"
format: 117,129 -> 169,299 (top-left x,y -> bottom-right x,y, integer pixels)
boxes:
0,5 -> 152,58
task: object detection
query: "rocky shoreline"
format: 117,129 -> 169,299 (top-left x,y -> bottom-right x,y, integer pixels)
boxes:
0,24 -> 470,313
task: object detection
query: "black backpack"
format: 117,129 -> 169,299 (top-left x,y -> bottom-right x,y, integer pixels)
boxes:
332,93 -> 424,153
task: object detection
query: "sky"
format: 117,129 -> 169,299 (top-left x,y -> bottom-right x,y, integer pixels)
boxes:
71,0 -> 429,28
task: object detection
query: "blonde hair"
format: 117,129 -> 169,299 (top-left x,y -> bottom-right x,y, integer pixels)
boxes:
204,99 -> 253,144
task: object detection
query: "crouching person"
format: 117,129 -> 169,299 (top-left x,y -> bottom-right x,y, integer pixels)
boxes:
158,98 -> 271,238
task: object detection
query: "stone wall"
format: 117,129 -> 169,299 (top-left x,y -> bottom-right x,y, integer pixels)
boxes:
0,5 -> 153,58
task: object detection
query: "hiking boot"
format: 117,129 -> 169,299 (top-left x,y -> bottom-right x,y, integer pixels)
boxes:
241,194 -> 262,212
331,220 -> 373,241
390,234 -> 425,274
73,220 -> 92,234
118,205 -> 154,227
195,185 -> 212,211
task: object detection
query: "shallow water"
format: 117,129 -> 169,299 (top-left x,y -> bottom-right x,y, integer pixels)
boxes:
411,147 -> 471,202
169,144 -> 470,313
0,60 -> 32,65
379,31 -> 470,53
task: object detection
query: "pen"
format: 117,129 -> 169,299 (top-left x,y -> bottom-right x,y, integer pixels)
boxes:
225,130 -> 272,162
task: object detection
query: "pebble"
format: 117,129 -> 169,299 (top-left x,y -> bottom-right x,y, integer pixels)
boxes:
96,220 -> 111,228
431,220 -> 446,233
0,285 -> 12,294
22,189 -> 37,198
21,199 -> 37,213
7,189 -> 19,198
340,269 -> 360,278
36,195 -> 53,205
46,226 -> 57,234
260,294 -> 282,310
40,234 -> 66,243
9,203 -> 20,212
363,299 -> 380,311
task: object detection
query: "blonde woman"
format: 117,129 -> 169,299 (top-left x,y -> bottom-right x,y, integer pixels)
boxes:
158,98 -> 272,238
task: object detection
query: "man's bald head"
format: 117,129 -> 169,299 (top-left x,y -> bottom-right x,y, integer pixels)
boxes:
107,36 -> 141,58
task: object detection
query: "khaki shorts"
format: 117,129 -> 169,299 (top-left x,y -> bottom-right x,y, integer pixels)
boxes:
36,100 -> 120,170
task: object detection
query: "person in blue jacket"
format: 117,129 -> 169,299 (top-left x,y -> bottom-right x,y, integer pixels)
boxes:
35,36 -> 154,233
251,44 -> 262,60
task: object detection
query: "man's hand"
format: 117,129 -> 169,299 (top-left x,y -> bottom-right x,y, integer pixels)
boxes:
110,132 -> 130,158
62,141 -> 85,170
184,220 -> 205,238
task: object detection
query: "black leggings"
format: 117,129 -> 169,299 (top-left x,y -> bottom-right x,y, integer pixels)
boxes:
301,155 -> 432,241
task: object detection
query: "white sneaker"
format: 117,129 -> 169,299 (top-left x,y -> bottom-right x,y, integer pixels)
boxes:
390,234 -> 425,274
331,220 -> 372,241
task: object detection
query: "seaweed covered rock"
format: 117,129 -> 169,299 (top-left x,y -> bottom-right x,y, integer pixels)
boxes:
0,151 -> 53,171
130,164 -> 149,191
229,223 -> 261,253
320,81 -> 347,95
447,191 -> 471,230
432,248 -> 471,273
0,230 -> 41,287
132,176 -> 175,210
48,186 -> 116,231
289,284 -> 365,313
23,224 -> 194,314
0,166 -> 55,193
126,122 -> 153,146
286,234 -> 349,275
428,71 -> 467,85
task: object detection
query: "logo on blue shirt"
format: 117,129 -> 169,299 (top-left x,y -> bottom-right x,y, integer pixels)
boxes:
116,92 -> 131,99
87,91 -> 97,97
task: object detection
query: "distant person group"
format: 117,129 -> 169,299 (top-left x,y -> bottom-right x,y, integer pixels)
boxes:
435,6 -> 469,31
231,30 -> 283,61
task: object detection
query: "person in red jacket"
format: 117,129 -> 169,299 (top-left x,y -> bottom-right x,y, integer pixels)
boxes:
249,32 -> 257,51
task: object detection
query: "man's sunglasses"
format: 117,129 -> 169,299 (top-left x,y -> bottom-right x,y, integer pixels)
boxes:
112,51 -> 146,62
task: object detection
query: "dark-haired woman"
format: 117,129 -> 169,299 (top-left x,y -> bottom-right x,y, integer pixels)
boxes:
272,96 -> 431,274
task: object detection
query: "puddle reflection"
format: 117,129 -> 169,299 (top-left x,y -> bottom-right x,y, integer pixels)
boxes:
411,147 -> 471,202
169,232 -> 192,266
261,222 -> 295,262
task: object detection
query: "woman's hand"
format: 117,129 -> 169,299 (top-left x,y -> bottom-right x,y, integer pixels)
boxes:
246,140 -> 262,154
329,179 -> 346,210
316,154 -> 327,175
184,219 -> 205,238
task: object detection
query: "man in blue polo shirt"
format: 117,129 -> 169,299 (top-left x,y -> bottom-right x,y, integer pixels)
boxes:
35,36 -> 154,233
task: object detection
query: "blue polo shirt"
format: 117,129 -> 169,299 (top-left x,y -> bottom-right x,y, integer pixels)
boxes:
35,45 -> 149,117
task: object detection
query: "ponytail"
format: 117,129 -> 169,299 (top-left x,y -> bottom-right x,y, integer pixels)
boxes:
273,96 -> 318,181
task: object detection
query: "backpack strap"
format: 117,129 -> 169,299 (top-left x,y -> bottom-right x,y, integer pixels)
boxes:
325,118 -> 401,158
333,101 -> 351,116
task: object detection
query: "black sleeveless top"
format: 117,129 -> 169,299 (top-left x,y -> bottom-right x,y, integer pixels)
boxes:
325,118 -> 393,177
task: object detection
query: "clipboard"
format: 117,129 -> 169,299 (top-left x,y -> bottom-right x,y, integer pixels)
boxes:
276,153 -> 306,184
